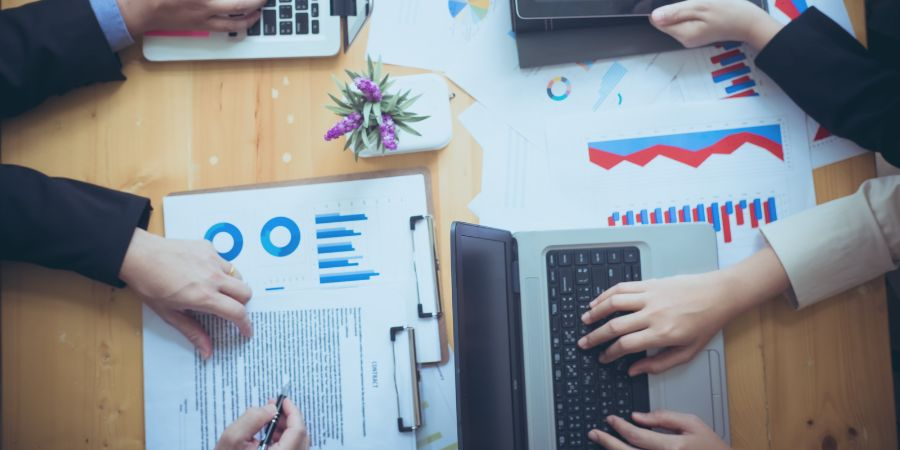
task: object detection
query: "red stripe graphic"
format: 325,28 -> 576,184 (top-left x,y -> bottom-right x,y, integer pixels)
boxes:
721,205 -> 733,244
588,131 -> 784,169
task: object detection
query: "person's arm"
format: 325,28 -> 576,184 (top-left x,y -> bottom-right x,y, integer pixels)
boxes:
214,398 -> 310,450
589,411 -> 730,450
0,0 -> 125,118
755,8 -> 900,165
579,176 -> 900,374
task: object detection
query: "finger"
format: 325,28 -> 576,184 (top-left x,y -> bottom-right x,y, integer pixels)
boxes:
205,11 -> 263,33
607,415 -> 672,449
221,405 -> 277,444
220,275 -> 253,305
650,0 -> 705,26
653,21 -> 711,48
208,0 -> 267,16
632,410 -> 704,432
600,329 -> 656,363
587,429 -> 637,450
590,281 -> 645,308
275,398 -> 309,448
628,345 -> 698,376
584,293 -> 645,325
193,293 -> 253,337
579,311 -> 646,349
155,307 -> 213,359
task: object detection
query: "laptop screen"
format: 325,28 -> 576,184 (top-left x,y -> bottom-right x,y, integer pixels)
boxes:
452,223 -> 526,450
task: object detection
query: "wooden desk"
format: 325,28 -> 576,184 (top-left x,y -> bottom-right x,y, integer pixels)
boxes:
1,1 -> 894,448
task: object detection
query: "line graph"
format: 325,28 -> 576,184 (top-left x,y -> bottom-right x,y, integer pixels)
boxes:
588,124 -> 784,169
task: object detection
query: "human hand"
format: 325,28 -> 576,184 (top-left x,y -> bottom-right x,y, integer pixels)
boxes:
215,399 -> 311,450
120,228 -> 253,359
579,246 -> 789,375
649,0 -> 784,50
589,411 -> 730,450
116,0 -> 268,36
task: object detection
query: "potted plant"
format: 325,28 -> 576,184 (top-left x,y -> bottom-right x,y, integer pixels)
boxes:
324,57 -> 428,159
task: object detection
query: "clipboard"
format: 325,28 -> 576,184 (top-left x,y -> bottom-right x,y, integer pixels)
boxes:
160,168 -> 444,441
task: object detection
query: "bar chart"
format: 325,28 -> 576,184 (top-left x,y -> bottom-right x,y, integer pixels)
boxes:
710,43 -> 759,99
607,196 -> 778,244
314,212 -> 381,284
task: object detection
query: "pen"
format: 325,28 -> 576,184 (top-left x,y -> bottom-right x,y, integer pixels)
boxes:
259,383 -> 291,450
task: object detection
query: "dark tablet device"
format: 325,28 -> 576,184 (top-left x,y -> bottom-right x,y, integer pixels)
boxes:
516,0 -> 683,18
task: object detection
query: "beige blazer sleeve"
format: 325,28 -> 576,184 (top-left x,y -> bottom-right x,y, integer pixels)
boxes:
759,175 -> 900,309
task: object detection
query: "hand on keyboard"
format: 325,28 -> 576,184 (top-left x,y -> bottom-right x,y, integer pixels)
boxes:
589,411 -> 730,450
118,0 -> 268,35
578,246 -> 789,376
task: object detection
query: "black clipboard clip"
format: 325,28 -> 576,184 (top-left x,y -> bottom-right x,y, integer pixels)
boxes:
330,0 -> 374,53
390,326 -> 422,432
409,215 -> 443,319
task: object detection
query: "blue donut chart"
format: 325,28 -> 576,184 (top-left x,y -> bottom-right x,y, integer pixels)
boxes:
204,222 -> 244,261
260,216 -> 301,257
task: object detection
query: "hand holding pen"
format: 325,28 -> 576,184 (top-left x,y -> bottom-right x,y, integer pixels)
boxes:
214,392 -> 310,450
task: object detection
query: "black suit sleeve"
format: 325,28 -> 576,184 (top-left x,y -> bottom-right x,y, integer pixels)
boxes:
0,165 -> 151,287
755,7 -> 900,167
0,0 -> 125,119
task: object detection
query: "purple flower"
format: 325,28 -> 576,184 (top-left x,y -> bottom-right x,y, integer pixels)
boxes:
354,77 -> 382,103
380,113 -> 398,150
324,112 -> 363,141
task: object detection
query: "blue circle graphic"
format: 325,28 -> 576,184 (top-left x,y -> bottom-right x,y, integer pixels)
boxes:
204,222 -> 243,261
260,216 -> 301,257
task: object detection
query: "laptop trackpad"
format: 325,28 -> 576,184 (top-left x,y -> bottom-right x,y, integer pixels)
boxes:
652,349 -> 726,438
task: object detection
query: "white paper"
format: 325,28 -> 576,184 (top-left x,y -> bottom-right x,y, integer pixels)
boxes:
806,115 -> 868,168
542,97 -> 816,267
145,175 -> 440,450
366,0 -> 506,72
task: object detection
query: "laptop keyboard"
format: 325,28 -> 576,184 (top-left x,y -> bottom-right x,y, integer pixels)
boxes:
247,0 -> 320,36
546,247 -> 649,449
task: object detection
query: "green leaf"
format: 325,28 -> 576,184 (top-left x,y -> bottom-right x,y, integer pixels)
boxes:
395,121 -> 422,136
374,57 -> 383,84
374,103 -> 383,125
367,57 -> 375,79
326,105 -> 355,115
399,93 -> 423,110
399,115 -> 428,123
327,93 -> 352,109
362,103 -> 372,126
331,75 -> 347,93
360,126 -> 372,149
345,69 -> 361,81
379,73 -> 390,90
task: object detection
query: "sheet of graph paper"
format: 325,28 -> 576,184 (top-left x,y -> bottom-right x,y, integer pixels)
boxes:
144,174 -> 437,450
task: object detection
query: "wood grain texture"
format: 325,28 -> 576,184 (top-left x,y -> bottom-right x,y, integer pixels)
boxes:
1,0 -> 893,449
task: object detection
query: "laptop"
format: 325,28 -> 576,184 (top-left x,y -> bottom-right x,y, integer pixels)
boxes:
510,0 -> 767,68
143,0 -> 372,61
451,222 -> 729,449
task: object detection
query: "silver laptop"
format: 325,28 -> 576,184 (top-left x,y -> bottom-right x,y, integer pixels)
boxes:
450,222 -> 729,449
143,0 -> 372,61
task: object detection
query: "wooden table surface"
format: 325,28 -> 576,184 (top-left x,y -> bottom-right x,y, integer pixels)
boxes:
2,0 -> 894,449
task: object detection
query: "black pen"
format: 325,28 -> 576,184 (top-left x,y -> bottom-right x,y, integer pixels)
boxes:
259,383 -> 291,450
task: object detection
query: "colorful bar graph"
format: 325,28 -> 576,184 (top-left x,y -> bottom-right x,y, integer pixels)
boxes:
709,44 -> 758,98
715,41 -> 742,50
315,213 -> 368,224
606,196 -> 779,244
711,64 -> 751,83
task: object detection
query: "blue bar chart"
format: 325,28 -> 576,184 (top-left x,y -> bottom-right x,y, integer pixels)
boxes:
315,212 -> 380,284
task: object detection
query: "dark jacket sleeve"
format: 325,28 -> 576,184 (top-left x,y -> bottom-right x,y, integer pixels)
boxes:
0,0 -> 125,119
0,165 -> 151,286
755,7 -> 900,167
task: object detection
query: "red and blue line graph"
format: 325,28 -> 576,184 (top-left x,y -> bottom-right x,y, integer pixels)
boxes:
587,124 -> 784,169
607,197 -> 779,244
315,211 -> 380,284
775,0 -> 808,19
711,43 -> 759,98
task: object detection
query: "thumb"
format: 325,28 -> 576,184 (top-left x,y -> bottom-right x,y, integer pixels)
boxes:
632,410 -> 704,432
227,405 -> 278,441
628,345 -> 697,376
650,1 -> 703,26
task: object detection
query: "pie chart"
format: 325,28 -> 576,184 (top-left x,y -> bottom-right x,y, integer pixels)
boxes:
449,0 -> 491,23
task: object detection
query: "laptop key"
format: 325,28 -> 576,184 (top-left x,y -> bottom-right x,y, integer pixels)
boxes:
263,10 -> 277,35
266,0 -> 276,6
575,250 -> 590,265
547,251 -> 558,267
279,4 -> 292,19
296,0 -> 308,9
607,249 -> 623,264
624,247 -> 639,262
311,19 -> 319,34
607,265 -> 623,286
575,266 -> 590,284
247,19 -> 261,35
559,268 -> 573,293
631,264 -> 642,280
311,2 -> 319,16
559,251 -> 573,266
296,13 -> 309,34
279,20 -> 293,34
549,268 -> 559,284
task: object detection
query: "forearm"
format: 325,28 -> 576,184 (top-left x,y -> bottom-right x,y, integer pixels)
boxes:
716,246 -> 791,315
